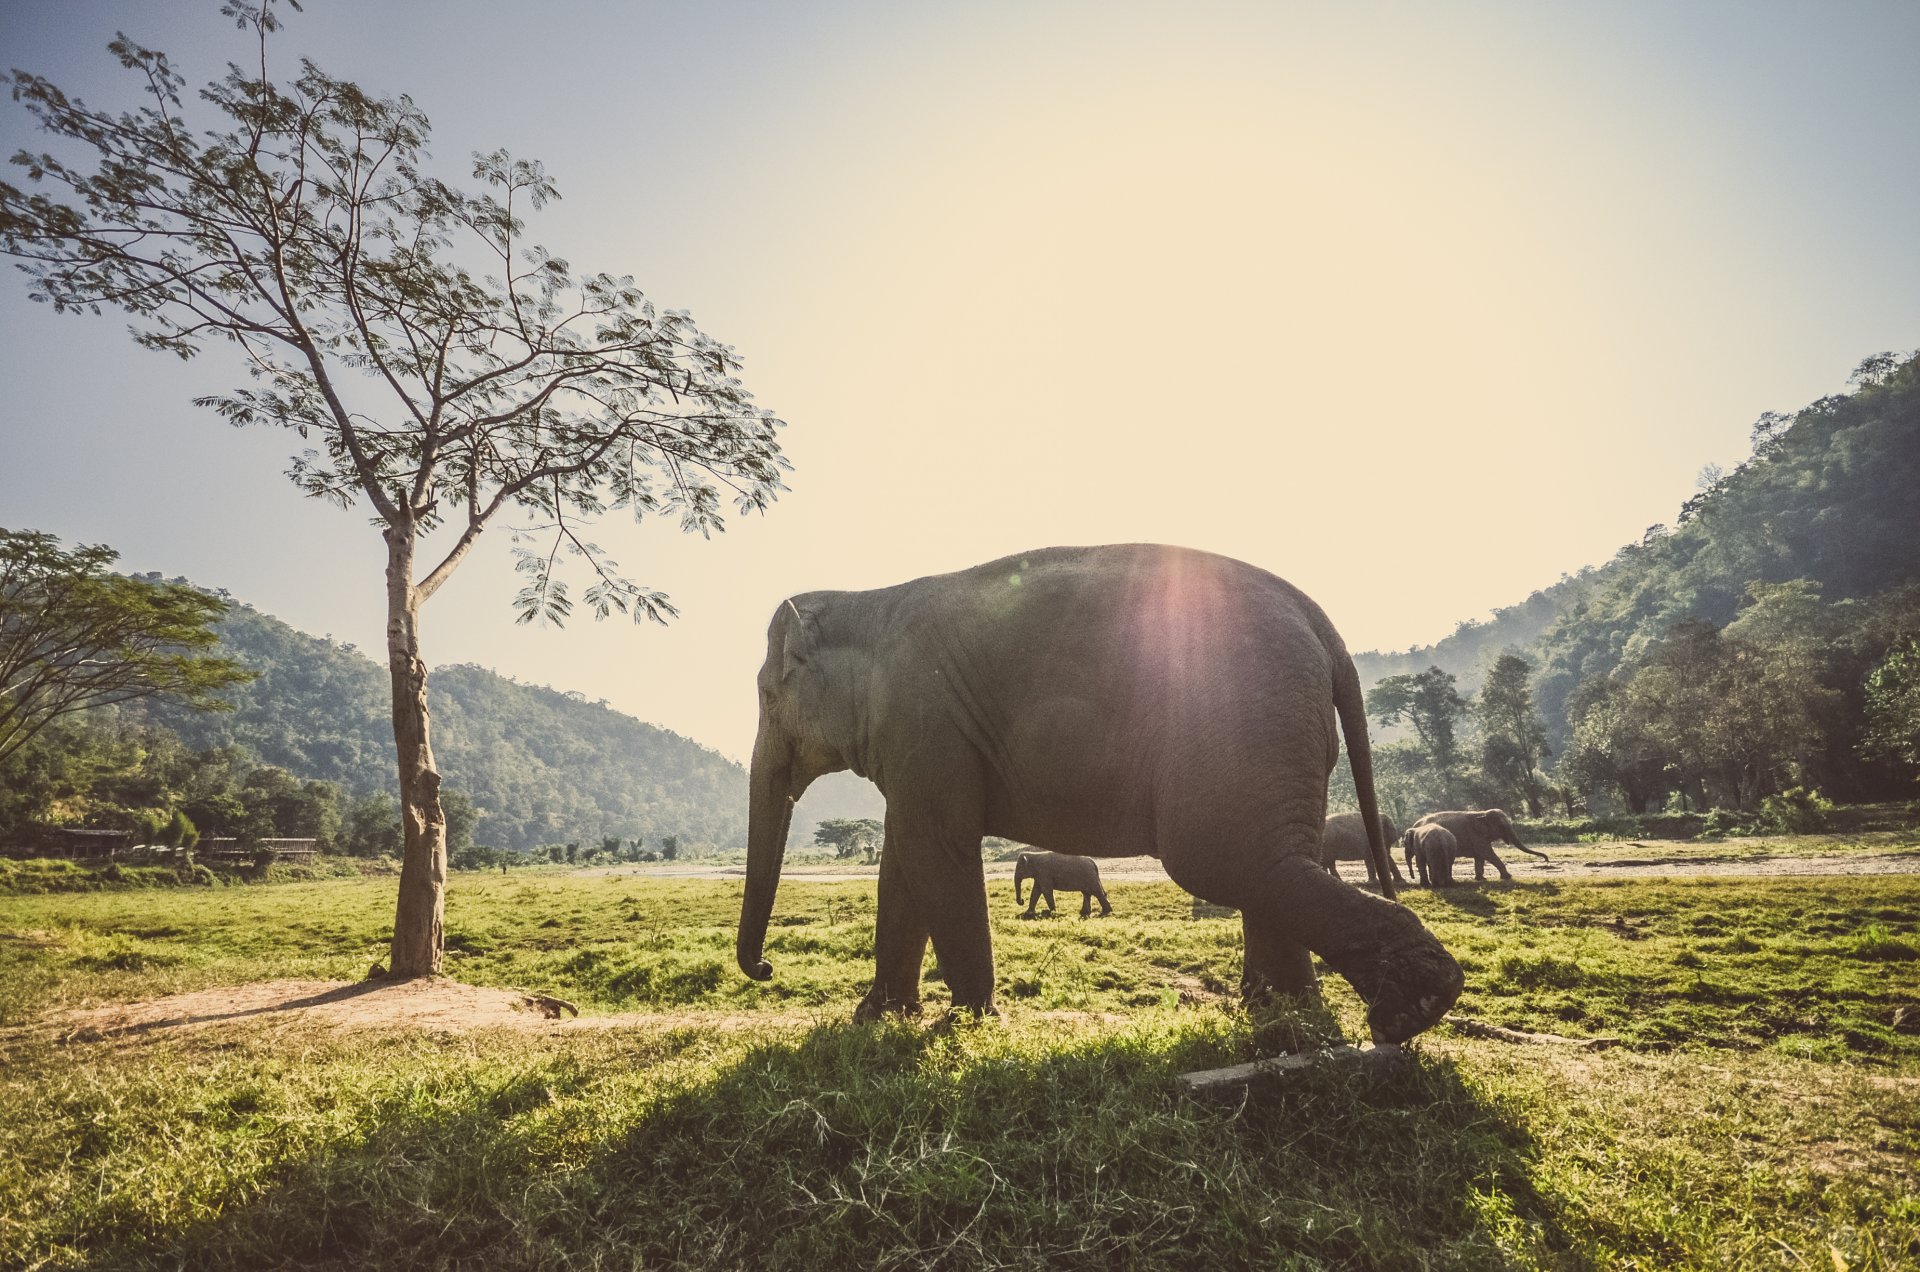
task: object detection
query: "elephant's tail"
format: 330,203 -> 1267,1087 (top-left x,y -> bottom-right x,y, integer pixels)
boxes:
1334,656 -> 1397,901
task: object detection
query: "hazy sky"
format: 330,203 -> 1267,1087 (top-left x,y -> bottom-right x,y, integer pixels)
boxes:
2,1 -> 1917,762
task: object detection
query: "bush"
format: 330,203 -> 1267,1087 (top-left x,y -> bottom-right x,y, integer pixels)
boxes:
1759,787 -> 1835,834
1517,813 -> 1706,844
1699,808 -> 1759,839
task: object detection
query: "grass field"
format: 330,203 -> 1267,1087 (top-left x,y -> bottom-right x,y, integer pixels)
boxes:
2,854 -> 1918,1268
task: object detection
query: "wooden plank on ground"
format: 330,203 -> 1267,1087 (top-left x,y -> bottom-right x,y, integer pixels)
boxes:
1177,1043 -> 1405,1094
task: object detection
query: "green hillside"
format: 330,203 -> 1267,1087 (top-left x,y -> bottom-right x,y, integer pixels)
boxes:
138,602 -> 749,851
1355,349 -> 1920,757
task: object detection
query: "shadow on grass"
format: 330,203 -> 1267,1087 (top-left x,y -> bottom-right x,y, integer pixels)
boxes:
68,980 -> 391,1040
124,1017 -> 1571,1270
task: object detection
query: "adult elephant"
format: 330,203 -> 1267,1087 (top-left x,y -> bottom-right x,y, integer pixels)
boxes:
1403,824 -> 1460,888
1014,850 -> 1112,918
1320,811 -> 1403,885
1405,809 -> 1547,882
736,544 -> 1464,1045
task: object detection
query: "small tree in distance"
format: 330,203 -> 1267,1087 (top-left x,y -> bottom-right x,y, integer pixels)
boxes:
1,3 -> 789,976
813,818 -> 884,864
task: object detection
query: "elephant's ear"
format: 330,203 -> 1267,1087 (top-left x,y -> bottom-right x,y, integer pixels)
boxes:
780,598 -> 819,683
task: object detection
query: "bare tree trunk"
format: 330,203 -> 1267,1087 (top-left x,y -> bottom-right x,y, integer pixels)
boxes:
384,521 -> 447,978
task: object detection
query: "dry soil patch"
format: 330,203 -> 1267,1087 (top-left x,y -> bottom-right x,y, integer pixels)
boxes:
52,978 -> 806,1041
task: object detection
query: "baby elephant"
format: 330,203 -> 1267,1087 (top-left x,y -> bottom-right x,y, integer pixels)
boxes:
1403,825 -> 1461,888
1014,851 -> 1113,919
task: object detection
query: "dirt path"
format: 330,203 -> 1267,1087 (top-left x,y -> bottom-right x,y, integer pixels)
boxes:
50,978 -> 818,1040
593,842 -> 1920,885
48,979 -> 1145,1042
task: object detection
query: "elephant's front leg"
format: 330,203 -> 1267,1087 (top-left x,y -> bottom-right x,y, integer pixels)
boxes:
1484,846 -> 1512,881
854,831 -> 929,1021
889,802 -> 997,1017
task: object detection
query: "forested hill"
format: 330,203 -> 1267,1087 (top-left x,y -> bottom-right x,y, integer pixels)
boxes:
141,602 -> 749,851
1353,350 -> 1920,749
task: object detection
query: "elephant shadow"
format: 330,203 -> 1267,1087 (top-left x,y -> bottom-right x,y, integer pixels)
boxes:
1422,882 -> 1563,917
125,1018 -> 1570,1267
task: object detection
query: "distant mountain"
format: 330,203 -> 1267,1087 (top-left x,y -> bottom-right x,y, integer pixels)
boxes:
137,595 -> 884,851
136,601 -> 742,850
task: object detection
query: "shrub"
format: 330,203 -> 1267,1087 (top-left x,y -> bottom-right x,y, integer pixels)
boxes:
1699,808 -> 1758,839
1760,787 -> 1835,834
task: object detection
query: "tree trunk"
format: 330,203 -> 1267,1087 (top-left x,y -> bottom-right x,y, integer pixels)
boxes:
385,523 -> 448,978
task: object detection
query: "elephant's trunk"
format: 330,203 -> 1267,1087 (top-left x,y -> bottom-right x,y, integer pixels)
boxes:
1014,859 -> 1028,906
737,734 -> 796,982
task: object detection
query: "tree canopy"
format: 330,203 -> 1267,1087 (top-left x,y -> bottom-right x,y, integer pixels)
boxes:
0,529 -> 249,767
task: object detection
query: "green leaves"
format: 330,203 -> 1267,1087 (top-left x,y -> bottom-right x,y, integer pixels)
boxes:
0,528 -> 253,767
1,7 -> 789,624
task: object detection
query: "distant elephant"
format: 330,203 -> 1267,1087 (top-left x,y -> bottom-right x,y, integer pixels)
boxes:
1320,811 -> 1403,885
1405,809 -> 1547,882
1014,850 -> 1112,918
1403,825 -> 1460,888
736,544 -> 1464,1044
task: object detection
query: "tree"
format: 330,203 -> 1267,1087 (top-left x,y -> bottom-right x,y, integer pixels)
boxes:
813,817 -> 884,863
1367,667 -> 1469,803
1557,673 -> 1669,813
1476,654 -> 1551,815
0,529 -> 250,767
1863,639 -> 1920,777
1,5 -> 788,975
340,792 -> 402,858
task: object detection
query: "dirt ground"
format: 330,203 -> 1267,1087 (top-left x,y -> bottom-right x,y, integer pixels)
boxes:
52,978 -> 803,1041
52,979 -> 1139,1041
597,838 -> 1920,885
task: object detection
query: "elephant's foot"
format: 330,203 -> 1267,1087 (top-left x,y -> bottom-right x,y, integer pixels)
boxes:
1331,914 -> 1464,1044
852,989 -> 923,1023
931,1002 -> 1001,1033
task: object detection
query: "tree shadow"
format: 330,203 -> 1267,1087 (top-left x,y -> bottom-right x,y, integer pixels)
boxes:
64,979 -> 391,1040
124,1015 -> 1576,1269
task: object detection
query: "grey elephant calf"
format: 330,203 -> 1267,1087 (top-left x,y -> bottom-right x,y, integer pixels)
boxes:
1406,809 -> 1547,882
1403,824 -> 1460,888
1015,850 -> 1112,918
736,543 -> 1464,1044
1321,811 -> 1403,885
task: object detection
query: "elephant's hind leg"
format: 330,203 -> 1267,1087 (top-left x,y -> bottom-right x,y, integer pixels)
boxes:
1240,910 -> 1317,1001
1079,891 -> 1093,919
1094,887 -> 1112,917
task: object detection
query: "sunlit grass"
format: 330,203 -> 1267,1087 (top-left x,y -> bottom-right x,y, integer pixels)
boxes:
2,860 -> 1918,1267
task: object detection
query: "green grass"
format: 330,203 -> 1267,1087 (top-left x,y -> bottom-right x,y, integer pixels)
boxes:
2,863 -> 1918,1268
